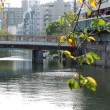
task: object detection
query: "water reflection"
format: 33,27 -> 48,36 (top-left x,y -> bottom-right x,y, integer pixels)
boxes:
0,50 -> 110,110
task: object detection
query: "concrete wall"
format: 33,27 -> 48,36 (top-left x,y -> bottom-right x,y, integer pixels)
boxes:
85,32 -> 110,67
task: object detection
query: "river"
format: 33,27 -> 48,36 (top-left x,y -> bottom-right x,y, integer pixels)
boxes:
0,50 -> 110,110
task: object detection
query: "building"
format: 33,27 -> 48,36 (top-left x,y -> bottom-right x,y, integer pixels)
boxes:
8,8 -> 24,26
79,0 -> 110,19
40,0 -> 71,35
17,0 -> 71,36
0,7 -> 24,34
22,0 -> 29,13
16,23 -> 23,35
8,25 -> 17,35
23,11 -> 35,35
21,0 -> 41,36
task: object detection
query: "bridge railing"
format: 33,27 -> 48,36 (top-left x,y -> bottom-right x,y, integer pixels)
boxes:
76,15 -> 110,32
0,35 -> 49,42
0,35 -> 60,43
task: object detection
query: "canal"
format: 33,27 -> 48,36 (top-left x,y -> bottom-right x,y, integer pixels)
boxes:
0,50 -> 110,110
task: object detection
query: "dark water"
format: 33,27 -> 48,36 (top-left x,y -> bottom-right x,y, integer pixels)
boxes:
0,50 -> 110,110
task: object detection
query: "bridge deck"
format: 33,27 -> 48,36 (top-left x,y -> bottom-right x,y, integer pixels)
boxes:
0,41 -> 75,50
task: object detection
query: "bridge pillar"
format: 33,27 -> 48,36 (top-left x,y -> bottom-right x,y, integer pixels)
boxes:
32,50 -> 43,64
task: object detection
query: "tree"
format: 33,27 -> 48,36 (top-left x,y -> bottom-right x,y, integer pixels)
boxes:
0,29 -> 11,35
45,21 -> 64,36
0,29 -> 11,41
49,0 -> 110,91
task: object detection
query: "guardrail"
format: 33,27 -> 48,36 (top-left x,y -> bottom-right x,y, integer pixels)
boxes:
0,35 -> 59,42
76,15 -> 110,31
0,35 -> 48,42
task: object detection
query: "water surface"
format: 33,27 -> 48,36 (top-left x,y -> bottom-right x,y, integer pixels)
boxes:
0,50 -> 110,110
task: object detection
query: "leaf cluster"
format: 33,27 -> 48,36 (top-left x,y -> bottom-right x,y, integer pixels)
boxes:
67,74 -> 97,91
45,21 -> 64,35
45,0 -> 109,92
0,29 -> 11,35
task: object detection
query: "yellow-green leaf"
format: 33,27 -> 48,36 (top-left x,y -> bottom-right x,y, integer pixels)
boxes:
59,17 -> 63,24
89,52 -> 100,59
98,19 -> 106,26
64,50 -> 71,57
92,19 -> 105,26
86,81 -> 96,92
87,36 -> 95,42
106,22 -> 110,26
86,76 -> 97,91
87,77 -> 97,86
86,54 -> 94,64
59,36 -> 66,43
88,9 -> 92,15
73,82 -> 79,89
90,0 -> 97,8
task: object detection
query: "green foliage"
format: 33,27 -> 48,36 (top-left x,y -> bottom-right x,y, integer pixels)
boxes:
87,9 -> 92,16
49,50 -> 58,55
67,79 -> 79,90
46,0 -> 108,92
91,19 -> 105,26
86,81 -> 96,92
67,74 -> 97,92
86,53 -> 94,65
0,29 -> 12,41
45,21 -> 64,35
85,52 -> 100,65
89,52 -> 100,60
0,29 -> 11,35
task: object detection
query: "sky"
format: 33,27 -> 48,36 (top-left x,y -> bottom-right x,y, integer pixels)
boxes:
5,0 -> 73,7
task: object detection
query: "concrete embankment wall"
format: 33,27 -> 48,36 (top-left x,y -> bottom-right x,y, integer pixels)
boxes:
85,32 -> 110,67
86,43 -> 110,67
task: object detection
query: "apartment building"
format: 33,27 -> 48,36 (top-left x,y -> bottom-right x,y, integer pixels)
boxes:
40,0 -> 71,35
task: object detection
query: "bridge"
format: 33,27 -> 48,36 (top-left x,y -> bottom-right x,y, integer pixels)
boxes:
0,35 -> 74,50
0,35 -> 75,64
0,41 -> 74,50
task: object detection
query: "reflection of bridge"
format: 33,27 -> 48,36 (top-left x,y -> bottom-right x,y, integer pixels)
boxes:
0,35 -> 75,64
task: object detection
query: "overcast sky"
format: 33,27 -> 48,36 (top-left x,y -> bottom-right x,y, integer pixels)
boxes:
6,0 -> 73,7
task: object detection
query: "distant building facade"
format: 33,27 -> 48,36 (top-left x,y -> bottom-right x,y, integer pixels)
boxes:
22,0 -> 29,13
19,0 -> 71,36
0,7 -> 23,34
40,0 -> 71,35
